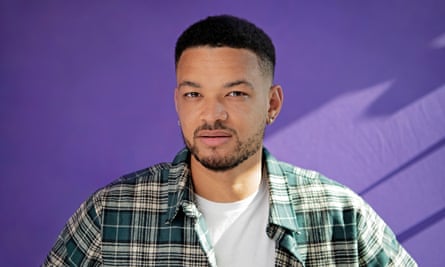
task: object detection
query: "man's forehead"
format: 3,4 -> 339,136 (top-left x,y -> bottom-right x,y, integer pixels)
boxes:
178,46 -> 257,60
177,46 -> 273,82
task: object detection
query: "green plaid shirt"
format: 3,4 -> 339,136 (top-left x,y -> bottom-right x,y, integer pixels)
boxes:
43,148 -> 416,266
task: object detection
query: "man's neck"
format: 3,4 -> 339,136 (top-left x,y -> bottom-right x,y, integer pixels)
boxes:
190,151 -> 263,203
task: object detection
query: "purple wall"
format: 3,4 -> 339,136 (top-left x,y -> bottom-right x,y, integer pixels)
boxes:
1,1 -> 444,266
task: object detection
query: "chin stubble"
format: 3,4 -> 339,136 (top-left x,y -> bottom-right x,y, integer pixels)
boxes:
182,120 -> 265,172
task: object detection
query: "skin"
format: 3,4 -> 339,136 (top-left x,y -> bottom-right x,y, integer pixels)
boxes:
175,47 -> 283,202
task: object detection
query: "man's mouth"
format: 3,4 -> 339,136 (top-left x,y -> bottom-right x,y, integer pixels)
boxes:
195,130 -> 232,147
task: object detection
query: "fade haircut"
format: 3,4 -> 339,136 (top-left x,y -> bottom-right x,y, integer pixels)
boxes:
175,15 -> 276,79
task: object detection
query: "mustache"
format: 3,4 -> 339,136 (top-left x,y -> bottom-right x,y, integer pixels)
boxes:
193,121 -> 236,137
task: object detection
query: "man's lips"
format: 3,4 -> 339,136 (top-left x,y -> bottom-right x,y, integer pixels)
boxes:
195,130 -> 232,146
196,130 -> 232,137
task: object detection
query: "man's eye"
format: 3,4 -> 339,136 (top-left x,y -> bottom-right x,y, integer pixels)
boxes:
184,92 -> 201,98
227,91 -> 247,97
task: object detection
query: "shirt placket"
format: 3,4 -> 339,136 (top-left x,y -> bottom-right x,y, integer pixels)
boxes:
182,201 -> 218,267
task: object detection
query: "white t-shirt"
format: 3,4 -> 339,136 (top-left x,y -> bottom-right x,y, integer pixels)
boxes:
195,180 -> 275,267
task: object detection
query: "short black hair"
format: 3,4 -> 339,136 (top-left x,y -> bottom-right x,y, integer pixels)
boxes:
175,15 -> 276,78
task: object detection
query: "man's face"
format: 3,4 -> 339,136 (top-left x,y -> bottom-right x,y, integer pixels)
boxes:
175,47 -> 281,171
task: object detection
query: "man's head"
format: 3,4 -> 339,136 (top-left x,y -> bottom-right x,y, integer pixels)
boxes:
174,15 -> 283,172
175,15 -> 276,81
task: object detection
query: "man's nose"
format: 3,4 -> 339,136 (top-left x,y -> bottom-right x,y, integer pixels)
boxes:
200,99 -> 228,123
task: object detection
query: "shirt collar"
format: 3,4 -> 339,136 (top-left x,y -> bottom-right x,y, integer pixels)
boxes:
165,148 -> 194,224
263,148 -> 300,233
165,147 -> 300,233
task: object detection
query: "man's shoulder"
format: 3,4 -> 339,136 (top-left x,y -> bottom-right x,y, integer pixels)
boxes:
265,150 -> 344,189
277,160 -> 344,188
112,162 -> 177,185
92,161 -> 187,200
268,156 -> 363,209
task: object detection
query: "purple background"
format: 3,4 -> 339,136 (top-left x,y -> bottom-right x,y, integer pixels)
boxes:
1,1 -> 444,266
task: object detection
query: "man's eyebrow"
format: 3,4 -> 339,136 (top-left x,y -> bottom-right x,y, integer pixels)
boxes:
223,80 -> 254,90
178,80 -> 201,89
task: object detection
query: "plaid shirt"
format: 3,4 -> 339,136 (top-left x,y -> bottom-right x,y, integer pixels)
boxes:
43,148 -> 416,266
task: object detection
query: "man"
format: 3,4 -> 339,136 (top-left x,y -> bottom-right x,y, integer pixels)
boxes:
44,15 -> 417,266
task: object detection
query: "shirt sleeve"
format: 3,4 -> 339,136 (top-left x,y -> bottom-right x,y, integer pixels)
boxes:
356,199 -> 417,267
42,194 -> 103,267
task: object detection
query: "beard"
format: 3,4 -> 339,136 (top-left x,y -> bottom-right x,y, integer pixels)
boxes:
182,120 -> 265,172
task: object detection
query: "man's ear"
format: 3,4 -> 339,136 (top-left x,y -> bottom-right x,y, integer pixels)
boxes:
267,84 -> 284,124
174,88 -> 179,113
